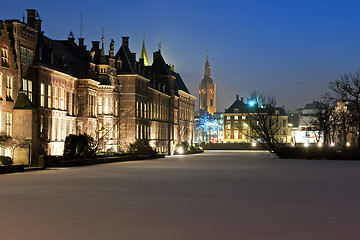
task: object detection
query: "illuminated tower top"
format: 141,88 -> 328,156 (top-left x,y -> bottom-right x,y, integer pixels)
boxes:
141,33 -> 149,66
202,51 -> 213,84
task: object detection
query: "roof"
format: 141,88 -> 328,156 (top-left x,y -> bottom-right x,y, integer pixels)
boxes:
225,99 -> 252,113
13,92 -> 34,109
171,71 -> 190,94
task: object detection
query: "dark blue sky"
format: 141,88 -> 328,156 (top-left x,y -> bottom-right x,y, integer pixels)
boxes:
2,0 -> 360,111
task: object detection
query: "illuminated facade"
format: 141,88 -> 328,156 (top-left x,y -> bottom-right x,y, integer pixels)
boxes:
223,95 -> 290,143
199,52 -> 216,115
0,9 -> 195,165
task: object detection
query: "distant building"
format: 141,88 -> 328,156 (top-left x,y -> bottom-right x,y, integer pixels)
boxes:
288,101 -> 322,144
199,52 -> 216,115
223,95 -> 290,143
0,9 -> 196,165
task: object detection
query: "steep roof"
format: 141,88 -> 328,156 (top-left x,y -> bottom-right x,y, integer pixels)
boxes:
13,91 -> 34,109
225,98 -> 251,113
171,71 -> 190,94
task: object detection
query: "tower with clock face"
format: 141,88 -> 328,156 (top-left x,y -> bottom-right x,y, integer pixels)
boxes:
199,52 -> 216,115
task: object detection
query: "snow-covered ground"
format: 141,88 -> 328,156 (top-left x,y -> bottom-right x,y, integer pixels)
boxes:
1,150 -> 360,240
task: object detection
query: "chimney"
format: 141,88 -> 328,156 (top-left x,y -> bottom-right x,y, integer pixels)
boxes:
241,97 -> 244,102
236,95 -> 239,101
26,9 -> 36,28
34,11 -> 42,31
91,41 -> 100,51
78,38 -> 84,46
122,37 -> 129,47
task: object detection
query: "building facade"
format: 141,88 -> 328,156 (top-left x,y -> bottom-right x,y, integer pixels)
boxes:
223,95 -> 290,143
0,9 -> 196,165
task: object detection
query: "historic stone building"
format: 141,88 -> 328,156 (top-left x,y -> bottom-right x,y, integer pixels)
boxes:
199,52 -> 216,115
0,9 -> 195,165
223,95 -> 289,143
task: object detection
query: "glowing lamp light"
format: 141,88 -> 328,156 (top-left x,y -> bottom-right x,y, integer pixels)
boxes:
346,142 -> 351,147
177,147 -> 184,154
249,101 -> 255,107
330,143 -> 335,147
304,142 -> 309,147
317,142 -> 322,148
251,142 -> 256,147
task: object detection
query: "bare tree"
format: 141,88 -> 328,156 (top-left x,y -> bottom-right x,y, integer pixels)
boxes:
247,91 -> 283,155
329,70 -> 360,147
311,100 -> 333,147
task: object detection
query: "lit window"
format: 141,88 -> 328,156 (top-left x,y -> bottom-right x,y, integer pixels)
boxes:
61,88 -> 65,110
104,97 -> 109,114
242,116 -> 246,120
234,121 -> 239,129
23,79 -> 32,101
234,131 -> 239,139
1,48 -> 9,68
40,83 -> 45,107
98,97 -> 102,114
226,122 -> 231,129
6,113 -> 12,137
54,86 -> 58,109
47,85 -> 52,108
114,100 -> 118,116
234,116 -> 238,120
6,76 -> 12,100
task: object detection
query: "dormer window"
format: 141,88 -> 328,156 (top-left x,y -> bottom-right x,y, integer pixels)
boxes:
234,108 -> 239,113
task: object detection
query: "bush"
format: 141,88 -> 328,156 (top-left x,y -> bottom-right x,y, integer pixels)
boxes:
63,134 -> 96,159
0,156 -> 13,166
128,140 -> 157,156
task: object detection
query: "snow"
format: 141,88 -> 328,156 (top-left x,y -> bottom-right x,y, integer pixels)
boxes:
1,150 -> 360,240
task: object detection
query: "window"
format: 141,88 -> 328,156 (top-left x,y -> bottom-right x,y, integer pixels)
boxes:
234,121 -> 239,129
226,122 -> 231,129
47,85 -> 52,108
1,48 -> 9,68
66,91 -> 70,112
226,116 -> 230,120
72,93 -> 75,115
210,99 -> 213,107
40,83 -> 45,107
40,115 -> 44,136
242,116 -> 246,120
6,113 -> 12,137
6,76 -> 12,100
20,47 -> 26,64
234,116 -> 238,120
234,131 -> 239,139
27,49 -> 33,65
114,100 -> 118,116
54,86 -> 58,109
60,88 -> 65,110
98,97 -> 102,114
283,120 -> 286,128
226,130 -> 231,139
104,97 -> 109,114
23,79 -> 32,101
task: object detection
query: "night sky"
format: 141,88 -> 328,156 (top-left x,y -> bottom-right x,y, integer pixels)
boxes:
2,0 -> 360,111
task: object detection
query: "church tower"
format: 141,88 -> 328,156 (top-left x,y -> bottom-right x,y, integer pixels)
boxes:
199,51 -> 216,115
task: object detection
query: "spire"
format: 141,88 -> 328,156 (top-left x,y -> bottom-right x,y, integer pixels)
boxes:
203,49 -> 212,82
99,27 -> 106,64
141,32 -> 149,66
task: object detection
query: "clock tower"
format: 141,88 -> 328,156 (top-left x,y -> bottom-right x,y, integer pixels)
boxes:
199,51 -> 216,115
